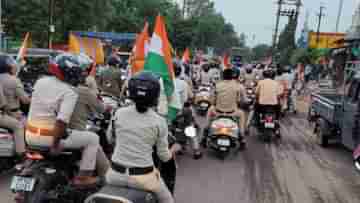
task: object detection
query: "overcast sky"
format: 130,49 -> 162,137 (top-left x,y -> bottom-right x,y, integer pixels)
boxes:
176,0 -> 358,47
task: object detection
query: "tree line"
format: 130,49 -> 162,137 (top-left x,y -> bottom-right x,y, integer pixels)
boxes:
3,0 -> 243,53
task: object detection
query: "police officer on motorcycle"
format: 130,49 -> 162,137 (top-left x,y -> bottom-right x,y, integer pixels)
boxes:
0,55 -> 30,157
254,69 -> 282,123
99,56 -> 125,98
207,68 -> 247,146
26,53 -> 104,186
106,71 -> 180,203
173,62 -> 202,159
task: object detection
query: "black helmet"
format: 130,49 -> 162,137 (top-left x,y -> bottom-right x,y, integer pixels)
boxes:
202,64 -> 210,72
0,55 -> 16,74
128,71 -> 160,108
223,68 -> 233,80
173,60 -> 182,77
107,56 -> 123,68
263,69 -> 276,79
50,53 -> 84,86
246,65 -> 253,74
232,67 -> 240,79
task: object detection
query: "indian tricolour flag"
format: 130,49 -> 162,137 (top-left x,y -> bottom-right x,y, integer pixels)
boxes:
144,15 -> 181,121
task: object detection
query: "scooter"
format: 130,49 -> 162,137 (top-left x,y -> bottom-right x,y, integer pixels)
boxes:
204,115 -> 244,159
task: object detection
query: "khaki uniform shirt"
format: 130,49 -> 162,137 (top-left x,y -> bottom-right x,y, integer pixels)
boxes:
213,80 -> 245,112
69,85 -> 105,130
0,84 -> 7,109
256,79 -> 282,105
0,74 -> 27,110
85,76 -> 99,95
99,66 -> 123,97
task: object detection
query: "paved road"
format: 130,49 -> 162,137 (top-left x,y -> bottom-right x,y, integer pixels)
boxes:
175,111 -> 360,203
1,108 -> 360,203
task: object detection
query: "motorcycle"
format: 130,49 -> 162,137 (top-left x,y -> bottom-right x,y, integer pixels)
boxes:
257,110 -> 280,142
353,145 -> 360,172
245,81 -> 257,107
170,105 -> 200,157
204,115 -> 243,159
0,115 -> 27,173
0,128 -> 18,172
11,145 -> 102,203
84,185 -> 158,203
194,85 -> 212,116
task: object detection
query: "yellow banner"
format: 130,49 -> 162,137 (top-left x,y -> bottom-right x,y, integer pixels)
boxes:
68,34 -> 105,64
308,32 -> 345,49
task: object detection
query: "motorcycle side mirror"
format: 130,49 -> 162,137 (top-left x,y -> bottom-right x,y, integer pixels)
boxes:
355,159 -> 360,172
184,126 -> 197,138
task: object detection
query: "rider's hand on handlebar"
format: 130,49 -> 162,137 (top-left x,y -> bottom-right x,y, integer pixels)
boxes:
170,143 -> 182,155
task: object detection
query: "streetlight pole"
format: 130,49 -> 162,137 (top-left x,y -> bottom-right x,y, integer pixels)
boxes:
48,0 -> 55,49
335,0 -> 344,32
316,5 -> 325,47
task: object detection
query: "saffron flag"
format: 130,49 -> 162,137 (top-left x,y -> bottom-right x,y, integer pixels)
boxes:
144,15 -> 180,121
131,22 -> 150,75
182,48 -> 191,64
222,53 -> 231,69
68,33 -> 105,64
16,32 -> 30,63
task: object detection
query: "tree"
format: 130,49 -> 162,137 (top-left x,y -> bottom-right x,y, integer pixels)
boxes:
252,44 -> 271,61
3,0 -> 241,52
277,18 -> 297,66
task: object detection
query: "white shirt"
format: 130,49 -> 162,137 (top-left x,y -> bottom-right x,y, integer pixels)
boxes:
28,77 -> 78,129
175,78 -> 189,109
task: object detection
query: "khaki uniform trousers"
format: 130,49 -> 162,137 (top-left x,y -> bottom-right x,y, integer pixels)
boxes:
26,129 -> 109,174
0,113 -> 25,154
106,168 -> 174,203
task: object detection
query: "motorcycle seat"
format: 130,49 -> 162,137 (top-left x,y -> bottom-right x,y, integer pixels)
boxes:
85,185 -> 158,203
0,127 -> 13,134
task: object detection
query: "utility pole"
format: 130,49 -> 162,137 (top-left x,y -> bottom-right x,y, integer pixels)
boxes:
48,0 -> 55,49
182,0 -> 187,18
272,0 -> 283,51
0,0 -> 2,51
316,5 -> 325,47
335,0 -> 344,32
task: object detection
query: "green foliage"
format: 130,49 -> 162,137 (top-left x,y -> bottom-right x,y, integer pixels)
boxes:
277,18 -> 297,66
252,44 -> 271,61
3,0 -> 241,52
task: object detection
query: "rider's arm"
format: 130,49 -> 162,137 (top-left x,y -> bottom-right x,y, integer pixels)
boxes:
156,119 -> 172,162
53,90 -> 78,147
119,80 -> 129,99
15,78 -> 30,104
87,88 -> 105,114
0,84 -> 6,109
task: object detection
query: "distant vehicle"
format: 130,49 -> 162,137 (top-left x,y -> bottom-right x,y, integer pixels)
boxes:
231,47 -> 246,68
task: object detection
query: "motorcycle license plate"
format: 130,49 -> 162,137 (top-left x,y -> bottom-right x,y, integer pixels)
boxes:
217,139 -> 230,146
10,176 -> 35,192
265,122 -> 275,129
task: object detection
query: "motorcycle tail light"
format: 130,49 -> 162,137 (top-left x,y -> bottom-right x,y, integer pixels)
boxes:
26,152 -> 44,160
14,193 -> 24,203
209,111 -> 216,117
265,116 -> 273,123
